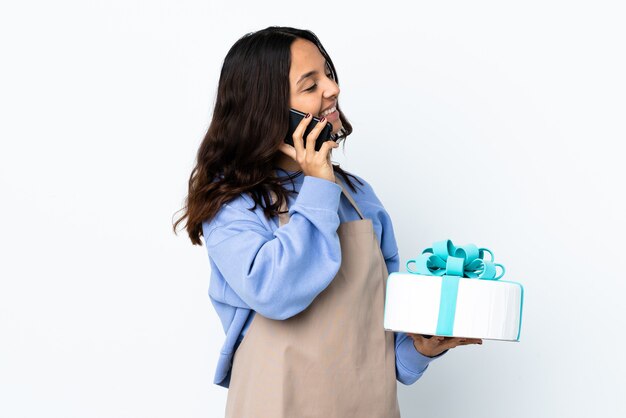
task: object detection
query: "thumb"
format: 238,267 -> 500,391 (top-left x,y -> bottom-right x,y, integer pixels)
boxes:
407,333 -> 424,343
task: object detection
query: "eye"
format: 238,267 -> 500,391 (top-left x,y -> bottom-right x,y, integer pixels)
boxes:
305,73 -> 334,92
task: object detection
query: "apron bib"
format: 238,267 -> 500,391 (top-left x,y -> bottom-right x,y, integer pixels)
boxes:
225,177 -> 401,418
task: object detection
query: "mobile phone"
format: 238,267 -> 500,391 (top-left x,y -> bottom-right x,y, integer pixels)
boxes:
284,108 -> 335,152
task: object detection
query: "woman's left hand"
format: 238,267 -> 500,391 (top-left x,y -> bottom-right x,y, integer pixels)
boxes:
406,333 -> 483,358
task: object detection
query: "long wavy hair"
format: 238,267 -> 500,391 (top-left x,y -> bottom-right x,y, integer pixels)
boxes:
173,26 -> 363,246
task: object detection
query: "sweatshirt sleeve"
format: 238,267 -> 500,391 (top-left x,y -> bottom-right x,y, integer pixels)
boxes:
203,176 -> 343,321
395,332 -> 448,385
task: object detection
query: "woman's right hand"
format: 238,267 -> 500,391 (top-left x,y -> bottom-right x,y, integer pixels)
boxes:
278,113 -> 339,183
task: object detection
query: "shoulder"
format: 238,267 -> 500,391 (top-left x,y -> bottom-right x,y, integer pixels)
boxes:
340,172 -> 383,207
201,192 -> 269,242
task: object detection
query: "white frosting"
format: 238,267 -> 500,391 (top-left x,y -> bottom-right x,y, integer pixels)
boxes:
383,273 -> 522,341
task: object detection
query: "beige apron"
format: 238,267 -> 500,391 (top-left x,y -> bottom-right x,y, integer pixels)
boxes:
225,177 -> 401,418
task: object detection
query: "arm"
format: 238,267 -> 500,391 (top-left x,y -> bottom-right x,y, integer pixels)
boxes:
204,176 -> 343,321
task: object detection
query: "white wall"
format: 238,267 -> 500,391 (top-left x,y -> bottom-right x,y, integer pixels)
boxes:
1,1 -> 624,417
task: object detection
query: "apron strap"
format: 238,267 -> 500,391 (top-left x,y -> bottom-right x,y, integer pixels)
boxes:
334,176 -> 365,221
275,174 -> 366,227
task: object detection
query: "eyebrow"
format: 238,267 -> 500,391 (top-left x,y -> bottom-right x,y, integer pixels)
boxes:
296,70 -> 318,86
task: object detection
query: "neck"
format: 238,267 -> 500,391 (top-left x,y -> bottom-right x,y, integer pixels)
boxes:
274,154 -> 304,172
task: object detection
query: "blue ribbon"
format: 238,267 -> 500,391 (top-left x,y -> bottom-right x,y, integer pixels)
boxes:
406,239 -> 505,280
405,239 -> 506,336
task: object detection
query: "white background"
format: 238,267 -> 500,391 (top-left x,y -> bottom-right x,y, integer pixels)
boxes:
1,1 -> 625,417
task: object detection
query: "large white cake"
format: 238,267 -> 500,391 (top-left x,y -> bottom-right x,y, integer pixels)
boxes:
384,272 -> 524,341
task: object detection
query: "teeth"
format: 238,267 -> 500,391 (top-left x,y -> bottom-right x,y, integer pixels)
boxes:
321,106 -> 336,117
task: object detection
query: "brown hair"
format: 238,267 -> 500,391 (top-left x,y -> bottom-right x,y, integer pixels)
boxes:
172,26 -> 363,246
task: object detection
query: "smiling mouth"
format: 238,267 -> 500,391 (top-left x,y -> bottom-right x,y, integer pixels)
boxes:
320,103 -> 337,118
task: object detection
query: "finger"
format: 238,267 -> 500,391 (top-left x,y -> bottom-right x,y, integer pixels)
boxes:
292,113 -> 312,156
453,337 -> 481,344
419,335 -> 441,346
454,341 -> 481,347
278,143 -> 297,161
439,337 -> 468,350
443,338 -> 482,349
421,336 -> 443,346
424,336 -> 445,345
317,140 -> 338,160
305,117 -> 328,155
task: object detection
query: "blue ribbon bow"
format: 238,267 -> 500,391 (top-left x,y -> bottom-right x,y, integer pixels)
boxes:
406,239 -> 505,280
405,239 -> 506,336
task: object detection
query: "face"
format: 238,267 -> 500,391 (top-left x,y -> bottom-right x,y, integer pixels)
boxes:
289,38 -> 342,135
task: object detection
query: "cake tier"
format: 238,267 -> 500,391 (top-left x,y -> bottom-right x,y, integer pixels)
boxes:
383,272 -> 523,341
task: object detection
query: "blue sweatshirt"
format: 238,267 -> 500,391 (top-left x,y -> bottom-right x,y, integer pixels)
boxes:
202,169 -> 446,389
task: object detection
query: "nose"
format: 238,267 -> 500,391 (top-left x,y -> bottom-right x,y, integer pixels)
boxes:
323,79 -> 340,100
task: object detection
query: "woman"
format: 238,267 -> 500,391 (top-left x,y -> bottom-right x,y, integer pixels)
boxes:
173,26 -> 481,417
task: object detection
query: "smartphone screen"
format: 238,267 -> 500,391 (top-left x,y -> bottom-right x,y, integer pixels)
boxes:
284,108 -> 335,152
